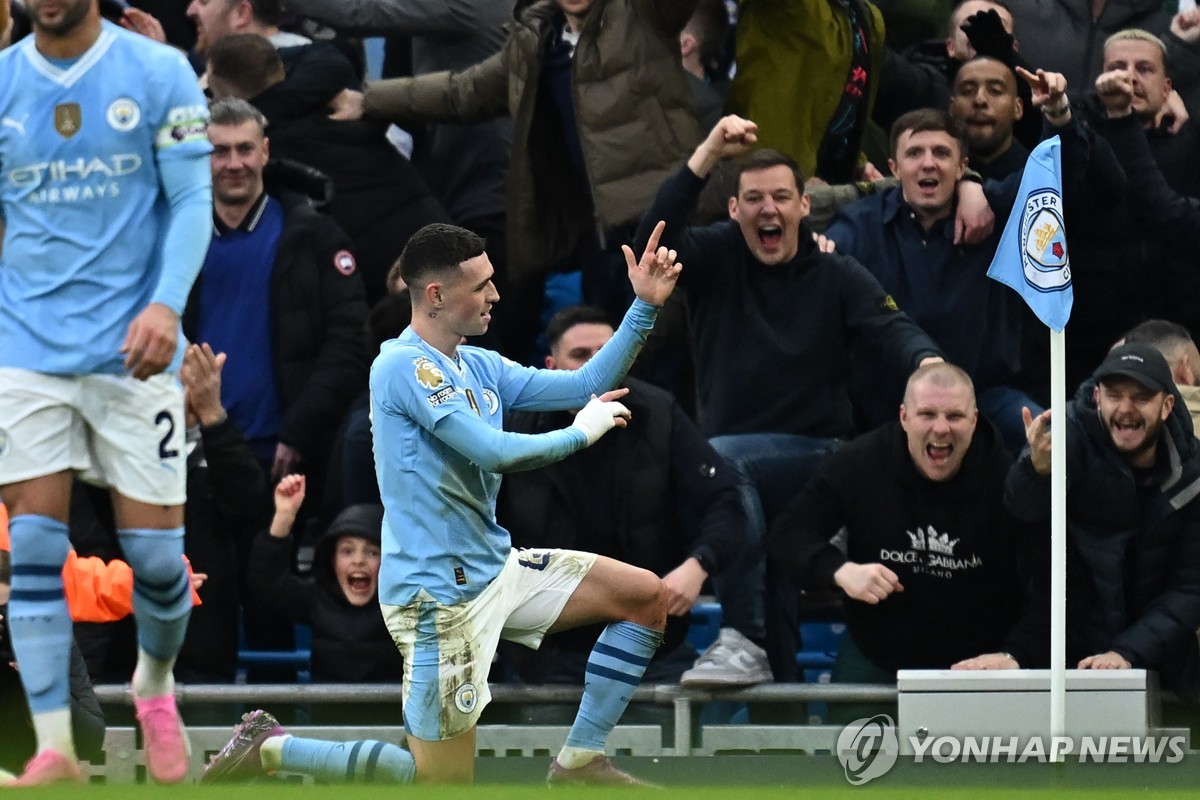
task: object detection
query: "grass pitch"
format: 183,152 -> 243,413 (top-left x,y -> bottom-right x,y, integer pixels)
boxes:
1,787 -> 1195,800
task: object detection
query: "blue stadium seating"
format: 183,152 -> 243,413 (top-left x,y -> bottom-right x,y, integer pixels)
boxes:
237,622 -> 312,683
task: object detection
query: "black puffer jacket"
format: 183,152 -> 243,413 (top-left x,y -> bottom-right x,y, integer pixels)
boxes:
499,377 -> 742,664
1006,379 -> 1200,696
258,111 -> 452,304
183,165 -> 369,463
248,504 -> 402,683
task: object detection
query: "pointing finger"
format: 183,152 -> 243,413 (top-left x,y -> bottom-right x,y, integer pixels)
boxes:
643,220 -> 665,257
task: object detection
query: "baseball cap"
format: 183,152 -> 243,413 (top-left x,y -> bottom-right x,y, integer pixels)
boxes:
1094,342 -> 1174,394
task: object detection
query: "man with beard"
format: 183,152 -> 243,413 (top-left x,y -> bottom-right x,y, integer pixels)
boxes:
949,55 -> 1028,180
1010,343 -> 1200,696
876,1 -> 1017,127
1081,30 -> 1200,344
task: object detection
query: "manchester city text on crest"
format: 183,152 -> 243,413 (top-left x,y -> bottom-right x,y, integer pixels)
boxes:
1019,188 -> 1071,293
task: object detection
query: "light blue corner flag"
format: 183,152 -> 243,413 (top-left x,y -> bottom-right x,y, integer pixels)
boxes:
986,135 -> 1073,332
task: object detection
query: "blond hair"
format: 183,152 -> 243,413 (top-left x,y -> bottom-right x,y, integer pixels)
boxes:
903,362 -> 976,407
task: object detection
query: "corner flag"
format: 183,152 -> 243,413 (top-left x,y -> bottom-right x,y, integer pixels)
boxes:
986,135 -> 1073,332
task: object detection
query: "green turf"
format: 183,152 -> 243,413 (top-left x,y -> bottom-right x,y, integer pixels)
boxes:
2,787 -> 1196,800
11,752 -> 1200,796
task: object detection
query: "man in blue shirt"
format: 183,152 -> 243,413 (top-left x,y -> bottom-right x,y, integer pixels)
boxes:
827,107 -> 1044,450
204,221 -> 681,787
182,98 -> 369,484
0,0 -> 211,785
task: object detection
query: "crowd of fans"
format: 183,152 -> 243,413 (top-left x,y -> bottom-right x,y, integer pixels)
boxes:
5,0 -> 1200,772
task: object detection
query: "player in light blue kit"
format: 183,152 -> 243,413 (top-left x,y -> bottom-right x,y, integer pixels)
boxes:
0,0 -> 212,786
203,221 -> 681,786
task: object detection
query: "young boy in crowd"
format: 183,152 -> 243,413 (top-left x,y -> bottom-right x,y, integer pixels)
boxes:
248,477 -> 402,688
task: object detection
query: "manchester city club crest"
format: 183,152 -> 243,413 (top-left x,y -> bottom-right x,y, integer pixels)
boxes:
106,97 -> 141,132
1019,188 -> 1071,293
482,389 -> 499,416
454,682 -> 478,714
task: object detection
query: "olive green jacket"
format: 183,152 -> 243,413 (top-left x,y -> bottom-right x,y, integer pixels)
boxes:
727,0 -> 885,181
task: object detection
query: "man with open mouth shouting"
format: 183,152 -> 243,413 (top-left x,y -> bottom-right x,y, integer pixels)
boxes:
769,362 -> 1051,723
1009,342 -> 1200,697
634,114 -> 943,685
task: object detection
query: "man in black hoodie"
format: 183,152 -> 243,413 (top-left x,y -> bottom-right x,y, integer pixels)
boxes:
771,363 -> 1048,721
1009,343 -> 1200,697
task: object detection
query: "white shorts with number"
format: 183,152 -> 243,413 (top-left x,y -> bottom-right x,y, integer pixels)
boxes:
381,547 -> 596,741
0,368 -> 186,506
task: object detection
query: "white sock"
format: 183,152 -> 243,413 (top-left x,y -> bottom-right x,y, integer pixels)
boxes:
32,708 -> 76,759
132,647 -> 176,698
556,745 -> 603,769
260,735 -> 289,773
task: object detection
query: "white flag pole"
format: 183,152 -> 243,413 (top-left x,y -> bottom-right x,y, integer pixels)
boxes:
1050,327 -> 1067,759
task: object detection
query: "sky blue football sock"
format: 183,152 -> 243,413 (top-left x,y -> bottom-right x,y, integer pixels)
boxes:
564,620 -> 663,751
7,514 -> 72,715
281,736 -> 415,784
117,527 -> 191,661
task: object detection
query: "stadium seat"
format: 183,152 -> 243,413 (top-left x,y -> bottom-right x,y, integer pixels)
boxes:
796,622 -> 846,723
687,601 -> 724,651
237,623 -> 313,683
796,621 -> 846,670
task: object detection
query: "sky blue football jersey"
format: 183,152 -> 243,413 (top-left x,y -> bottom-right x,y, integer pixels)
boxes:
0,21 -> 211,374
370,301 -> 657,606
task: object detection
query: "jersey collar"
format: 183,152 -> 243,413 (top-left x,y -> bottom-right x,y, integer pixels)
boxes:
22,21 -> 118,88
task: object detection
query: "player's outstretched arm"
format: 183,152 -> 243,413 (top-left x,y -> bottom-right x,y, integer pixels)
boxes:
502,227 -> 683,412
427,398 -> 627,473
569,390 -> 631,445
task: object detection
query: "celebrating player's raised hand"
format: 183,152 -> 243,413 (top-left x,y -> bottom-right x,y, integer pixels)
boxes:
623,220 -> 681,308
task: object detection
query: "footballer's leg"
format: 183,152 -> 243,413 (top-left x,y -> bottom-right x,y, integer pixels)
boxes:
91,373 -> 191,783
0,371 -> 89,785
111,494 -> 192,784
406,726 -> 477,784
1,472 -> 85,786
202,709 -> 415,784
546,556 -> 666,786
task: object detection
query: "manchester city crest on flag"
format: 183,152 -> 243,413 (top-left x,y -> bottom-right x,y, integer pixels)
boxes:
987,135 -> 1074,332
1020,189 -> 1071,292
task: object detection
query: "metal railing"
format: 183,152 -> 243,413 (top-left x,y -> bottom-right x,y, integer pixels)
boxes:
88,681 -> 896,781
